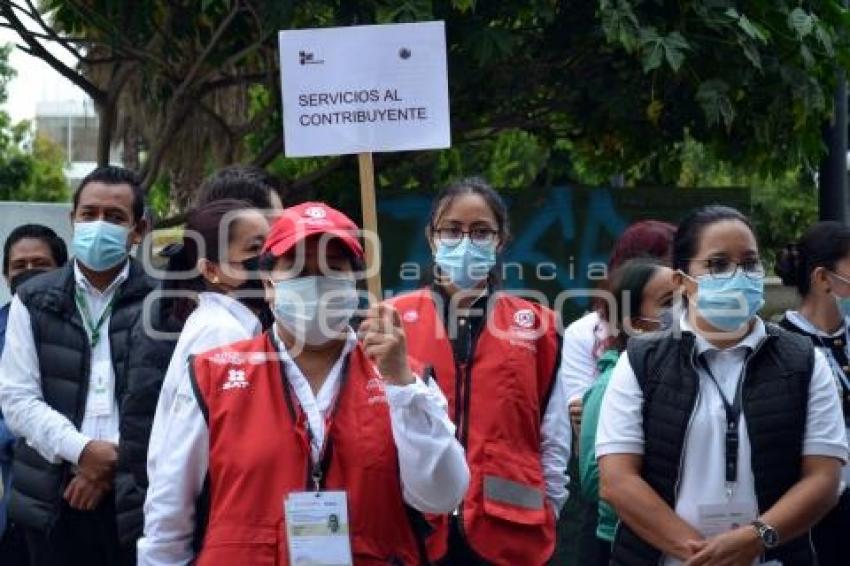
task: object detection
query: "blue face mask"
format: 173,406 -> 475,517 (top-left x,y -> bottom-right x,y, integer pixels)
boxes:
693,272 -> 765,332
638,308 -> 677,332
833,294 -> 850,319
72,220 -> 131,271
434,237 -> 497,290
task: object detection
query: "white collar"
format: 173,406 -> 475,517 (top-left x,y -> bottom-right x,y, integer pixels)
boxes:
271,325 -> 357,377
73,259 -> 130,297
197,292 -> 259,332
785,310 -> 847,338
680,312 -> 767,355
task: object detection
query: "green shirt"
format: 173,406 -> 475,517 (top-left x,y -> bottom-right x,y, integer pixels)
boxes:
578,348 -> 621,543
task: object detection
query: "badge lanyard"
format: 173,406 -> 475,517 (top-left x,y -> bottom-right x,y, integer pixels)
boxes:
697,355 -> 745,499
282,358 -> 350,492
74,288 -> 118,349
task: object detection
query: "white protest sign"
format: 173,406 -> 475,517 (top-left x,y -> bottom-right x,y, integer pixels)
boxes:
279,21 -> 451,157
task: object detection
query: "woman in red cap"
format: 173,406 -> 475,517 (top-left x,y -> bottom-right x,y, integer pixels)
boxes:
386,178 -> 571,566
138,202 -> 469,566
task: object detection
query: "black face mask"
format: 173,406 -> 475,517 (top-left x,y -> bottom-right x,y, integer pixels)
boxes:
235,256 -> 273,328
9,268 -> 50,296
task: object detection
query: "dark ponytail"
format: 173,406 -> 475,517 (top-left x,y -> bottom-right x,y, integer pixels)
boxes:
776,221 -> 850,296
165,199 -> 256,325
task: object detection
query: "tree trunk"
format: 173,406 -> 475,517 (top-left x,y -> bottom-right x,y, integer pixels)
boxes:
122,127 -> 141,172
95,99 -> 116,167
169,159 -> 206,211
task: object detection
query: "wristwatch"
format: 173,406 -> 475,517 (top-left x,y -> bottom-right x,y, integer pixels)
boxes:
751,520 -> 780,549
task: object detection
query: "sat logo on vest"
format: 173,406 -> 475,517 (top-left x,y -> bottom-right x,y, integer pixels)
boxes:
222,368 -> 250,391
513,309 -> 536,329
507,308 -> 540,351
402,310 -> 419,323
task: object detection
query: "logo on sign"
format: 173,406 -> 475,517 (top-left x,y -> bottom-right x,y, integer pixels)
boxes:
304,206 -> 327,219
299,51 -> 324,65
513,309 -> 535,329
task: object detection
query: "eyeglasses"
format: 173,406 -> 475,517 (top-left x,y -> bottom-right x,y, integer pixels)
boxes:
690,257 -> 765,280
433,226 -> 498,248
829,271 -> 850,285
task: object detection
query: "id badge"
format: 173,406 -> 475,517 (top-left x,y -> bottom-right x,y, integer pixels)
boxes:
86,361 -> 113,417
697,502 -> 757,538
284,490 -> 353,566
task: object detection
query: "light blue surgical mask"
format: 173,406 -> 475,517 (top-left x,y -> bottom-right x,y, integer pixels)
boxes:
72,220 -> 130,271
637,308 -> 677,332
434,237 -> 497,290
272,275 -> 359,346
833,293 -> 850,319
692,272 -> 765,332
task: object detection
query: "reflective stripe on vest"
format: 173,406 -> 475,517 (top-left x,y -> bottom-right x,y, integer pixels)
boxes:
484,475 -> 544,510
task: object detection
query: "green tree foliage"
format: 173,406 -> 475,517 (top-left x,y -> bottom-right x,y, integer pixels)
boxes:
8,0 -> 849,206
677,138 -> 818,269
0,44 -> 68,203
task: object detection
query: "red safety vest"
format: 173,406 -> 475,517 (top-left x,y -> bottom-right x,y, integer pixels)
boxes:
191,332 -> 423,566
387,289 -> 561,566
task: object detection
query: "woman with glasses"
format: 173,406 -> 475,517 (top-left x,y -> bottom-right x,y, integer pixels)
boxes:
386,177 -> 571,565
597,205 -> 847,565
775,221 -> 850,566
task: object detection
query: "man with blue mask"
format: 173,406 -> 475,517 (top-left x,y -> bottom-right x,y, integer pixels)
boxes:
0,166 -> 160,566
139,202 -> 469,565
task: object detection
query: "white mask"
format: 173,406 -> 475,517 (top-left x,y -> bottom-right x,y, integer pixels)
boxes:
272,275 -> 359,346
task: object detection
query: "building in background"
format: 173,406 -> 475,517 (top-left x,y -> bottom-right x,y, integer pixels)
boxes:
34,99 -> 121,187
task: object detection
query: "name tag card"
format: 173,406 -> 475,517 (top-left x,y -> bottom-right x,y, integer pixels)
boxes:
697,502 -> 756,538
86,360 -> 113,417
284,490 -> 353,566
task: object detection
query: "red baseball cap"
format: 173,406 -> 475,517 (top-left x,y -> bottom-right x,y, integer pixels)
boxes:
262,202 -> 364,259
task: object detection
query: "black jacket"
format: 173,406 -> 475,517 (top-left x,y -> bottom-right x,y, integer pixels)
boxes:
8,260 -> 170,548
114,280 -> 180,546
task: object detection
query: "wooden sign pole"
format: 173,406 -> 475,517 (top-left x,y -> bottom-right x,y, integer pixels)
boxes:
357,152 -> 382,302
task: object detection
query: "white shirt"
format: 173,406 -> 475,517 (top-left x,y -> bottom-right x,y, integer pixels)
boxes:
559,311 -> 610,404
146,292 -> 261,482
784,310 -> 850,484
0,261 -> 129,465
540,358 -> 572,515
597,316 -> 848,566
137,326 -> 469,566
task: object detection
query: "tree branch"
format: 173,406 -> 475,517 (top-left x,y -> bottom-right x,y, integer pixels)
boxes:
173,0 -> 241,101
250,132 -> 282,168
21,0 -> 84,60
0,3 -> 106,103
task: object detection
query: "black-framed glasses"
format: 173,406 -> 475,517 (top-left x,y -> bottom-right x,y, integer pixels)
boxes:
690,257 -> 766,280
433,226 -> 498,248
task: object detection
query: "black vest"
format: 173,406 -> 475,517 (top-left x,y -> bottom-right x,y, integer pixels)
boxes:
779,314 -> 850,427
113,281 -> 179,546
611,323 -> 815,565
8,260 -> 154,534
